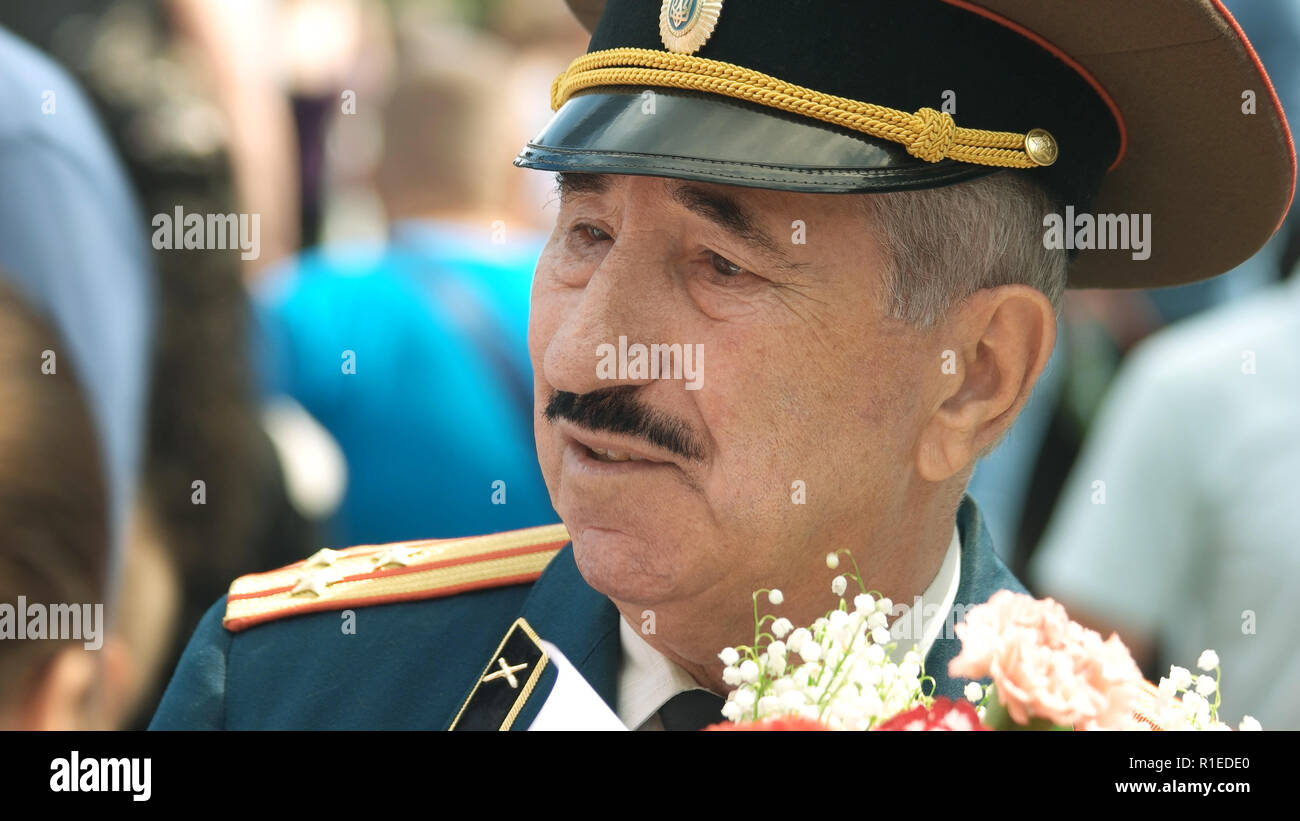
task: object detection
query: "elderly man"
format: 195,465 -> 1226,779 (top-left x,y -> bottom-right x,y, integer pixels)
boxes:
151,0 -> 1293,730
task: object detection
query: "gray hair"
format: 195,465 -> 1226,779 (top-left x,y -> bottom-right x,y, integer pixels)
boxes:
863,172 -> 1067,327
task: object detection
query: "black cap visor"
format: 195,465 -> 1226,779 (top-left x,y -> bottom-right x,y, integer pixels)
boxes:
515,87 -> 996,194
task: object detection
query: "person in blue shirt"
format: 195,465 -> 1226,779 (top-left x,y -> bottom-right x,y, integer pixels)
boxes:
252,221 -> 558,546
250,27 -> 560,547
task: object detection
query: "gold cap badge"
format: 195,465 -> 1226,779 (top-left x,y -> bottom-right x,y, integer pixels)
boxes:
660,0 -> 723,55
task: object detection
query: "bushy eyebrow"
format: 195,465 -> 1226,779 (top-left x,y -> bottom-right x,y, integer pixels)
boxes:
555,171 -> 611,199
555,172 -> 801,272
668,182 -> 801,271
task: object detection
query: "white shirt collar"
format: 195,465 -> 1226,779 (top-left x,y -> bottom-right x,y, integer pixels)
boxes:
615,524 -> 963,730
616,617 -> 701,731
890,523 -> 962,662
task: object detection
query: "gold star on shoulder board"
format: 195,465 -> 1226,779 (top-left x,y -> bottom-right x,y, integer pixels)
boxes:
290,569 -> 339,598
372,545 -> 419,569
302,548 -> 342,569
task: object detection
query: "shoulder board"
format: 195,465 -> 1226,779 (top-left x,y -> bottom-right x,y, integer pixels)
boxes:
222,523 -> 569,632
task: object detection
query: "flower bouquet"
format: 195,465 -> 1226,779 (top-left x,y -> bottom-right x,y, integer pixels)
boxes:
708,551 -> 1260,731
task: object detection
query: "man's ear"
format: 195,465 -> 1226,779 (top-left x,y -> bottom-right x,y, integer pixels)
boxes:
16,636 -> 133,730
17,647 -> 98,730
915,285 -> 1056,482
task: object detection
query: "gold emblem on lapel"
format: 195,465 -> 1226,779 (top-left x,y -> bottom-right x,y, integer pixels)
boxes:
660,0 -> 724,55
450,618 -> 550,731
482,657 -> 530,688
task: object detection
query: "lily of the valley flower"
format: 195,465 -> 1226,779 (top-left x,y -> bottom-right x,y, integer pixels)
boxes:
1144,651 -> 1244,730
716,562 -> 929,730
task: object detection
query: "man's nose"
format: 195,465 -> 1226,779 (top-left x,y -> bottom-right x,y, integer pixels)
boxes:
542,230 -> 673,398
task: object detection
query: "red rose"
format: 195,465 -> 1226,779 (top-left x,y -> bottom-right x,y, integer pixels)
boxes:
874,698 -> 989,731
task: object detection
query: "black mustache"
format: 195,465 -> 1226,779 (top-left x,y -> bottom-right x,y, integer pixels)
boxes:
544,387 -> 705,462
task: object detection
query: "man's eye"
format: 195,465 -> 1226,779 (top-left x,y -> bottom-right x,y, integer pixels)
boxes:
710,252 -> 747,277
577,224 -> 611,242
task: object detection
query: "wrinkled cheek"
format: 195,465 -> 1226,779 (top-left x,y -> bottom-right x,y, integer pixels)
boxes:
702,404 -> 806,533
528,279 -> 557,370
528,279 -> 564,501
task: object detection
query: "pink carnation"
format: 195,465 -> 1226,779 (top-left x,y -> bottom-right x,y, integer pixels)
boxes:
948,591 -> 1141,730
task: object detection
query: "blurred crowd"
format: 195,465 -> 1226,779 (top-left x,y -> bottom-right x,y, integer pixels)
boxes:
0,0 -> 1296,730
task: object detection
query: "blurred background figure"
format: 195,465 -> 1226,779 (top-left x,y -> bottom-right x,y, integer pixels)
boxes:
248,1 -> 583,546
0,279 -> 135,730
970,1 -> 1300,576
2,0 -> 586,723
984,0 -> 1300,729
0,22 -> 154,625
0,23 -> 164,728
1030,268 -> 1300,730
1,0 -> 312,726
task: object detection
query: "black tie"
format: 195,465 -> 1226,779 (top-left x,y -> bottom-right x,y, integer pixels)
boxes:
658,689 -> 726,731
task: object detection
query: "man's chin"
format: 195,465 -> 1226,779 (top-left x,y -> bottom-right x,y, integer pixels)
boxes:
568,525 -> 689,605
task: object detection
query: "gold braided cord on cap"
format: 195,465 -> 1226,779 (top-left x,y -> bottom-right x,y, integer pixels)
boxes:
551,48 -> 1047,168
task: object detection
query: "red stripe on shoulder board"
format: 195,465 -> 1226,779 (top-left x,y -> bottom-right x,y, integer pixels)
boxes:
227,536 -> 570,602
222,571 -> 550,633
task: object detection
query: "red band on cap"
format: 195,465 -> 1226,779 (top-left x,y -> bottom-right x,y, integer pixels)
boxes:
940,0 -> 1128,173
1210,0 -> 1296,233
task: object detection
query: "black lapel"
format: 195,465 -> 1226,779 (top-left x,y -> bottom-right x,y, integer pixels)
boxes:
449,618 -> 551,731
448,545 -> 621,730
